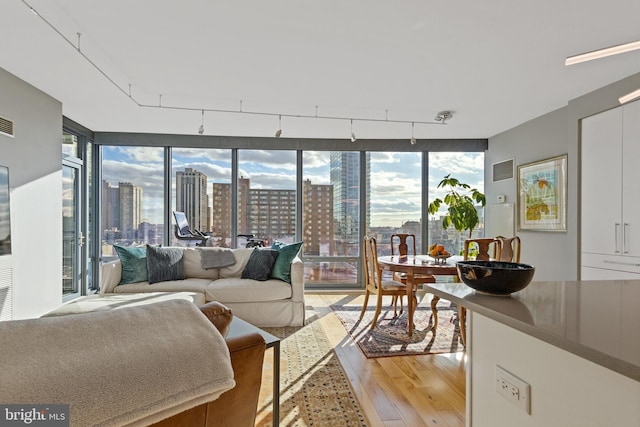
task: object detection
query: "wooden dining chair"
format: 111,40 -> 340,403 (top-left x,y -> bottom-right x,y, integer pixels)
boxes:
495,235 -> 521,262
390,233 -> 435,313
360,235 -> 416,329
462,238 -> 502,261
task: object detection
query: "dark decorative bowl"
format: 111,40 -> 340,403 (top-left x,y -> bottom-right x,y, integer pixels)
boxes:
456,261 -> 535,296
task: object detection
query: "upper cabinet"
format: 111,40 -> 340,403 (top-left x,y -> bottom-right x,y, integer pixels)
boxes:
581,107 -> 623,255
581,100 -> 640,277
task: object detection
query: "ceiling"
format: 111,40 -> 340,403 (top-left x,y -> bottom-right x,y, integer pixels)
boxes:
2,0 -> 640,140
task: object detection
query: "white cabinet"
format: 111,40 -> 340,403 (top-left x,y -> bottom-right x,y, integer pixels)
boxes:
622,100 -> 640,255
581,100 -> 640,278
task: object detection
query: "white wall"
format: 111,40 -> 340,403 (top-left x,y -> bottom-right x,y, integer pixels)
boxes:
486,71 -> 640,281
0,67 -> 63,319
486,108 -> 570,280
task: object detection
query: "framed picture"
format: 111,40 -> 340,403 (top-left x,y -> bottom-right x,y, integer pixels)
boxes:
517,154 -> 567,232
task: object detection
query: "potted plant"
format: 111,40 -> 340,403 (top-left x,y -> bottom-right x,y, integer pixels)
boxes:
427,174 -> 486,238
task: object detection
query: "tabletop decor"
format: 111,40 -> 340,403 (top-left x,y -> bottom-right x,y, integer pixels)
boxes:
456,260 -> 535,296
517,154 -> 567,231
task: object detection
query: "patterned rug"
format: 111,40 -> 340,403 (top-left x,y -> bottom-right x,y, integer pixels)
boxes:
259,314 -> 368,427
331,299 -> 464,358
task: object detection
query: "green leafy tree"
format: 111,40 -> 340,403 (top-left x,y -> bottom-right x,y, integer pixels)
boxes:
428,174 -> 486,238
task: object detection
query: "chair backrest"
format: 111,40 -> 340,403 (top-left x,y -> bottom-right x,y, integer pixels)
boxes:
363,236 -> 381,291
390,233 -> 417,256
173,211 -> 191,237
463,238 -> 502,261
495,236 -> 521,262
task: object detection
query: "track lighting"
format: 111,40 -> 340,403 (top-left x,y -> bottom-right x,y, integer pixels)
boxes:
410,122 -> 417,145
275,115 -> 282,138
198,109 -> 204,135
22,1 -> 455,135
435,111 -> 453,123
350,119 -> 356,142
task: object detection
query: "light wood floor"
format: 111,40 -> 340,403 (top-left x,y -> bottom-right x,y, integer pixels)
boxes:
255,292 -> 466,427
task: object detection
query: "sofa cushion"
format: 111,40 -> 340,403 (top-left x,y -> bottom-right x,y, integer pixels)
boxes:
205,278 -> 292,303
183,248 -> 219,280
114,278 -> 211,295
241,249 -> 279,281
114,245 -> 148,284
270,241 -> 303,284
219,248 -> 254,278
147,245 -> 185,284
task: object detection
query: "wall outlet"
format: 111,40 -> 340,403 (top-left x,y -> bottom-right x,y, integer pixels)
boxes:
495,365 -> 530,414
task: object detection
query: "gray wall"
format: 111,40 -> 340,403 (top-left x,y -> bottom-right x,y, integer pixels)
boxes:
486,71 -> 640,281
0,67 -> 63,319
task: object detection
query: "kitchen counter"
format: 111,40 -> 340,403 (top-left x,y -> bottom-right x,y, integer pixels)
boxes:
425,280 -> 640,382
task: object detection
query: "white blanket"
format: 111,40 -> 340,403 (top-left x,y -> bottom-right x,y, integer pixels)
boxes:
0,299 -> 235,426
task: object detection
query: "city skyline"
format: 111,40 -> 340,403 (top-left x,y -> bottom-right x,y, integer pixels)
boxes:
101,147 -> 484,228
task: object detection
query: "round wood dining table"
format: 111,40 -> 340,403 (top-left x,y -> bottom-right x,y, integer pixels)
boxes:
377,255 -> 461,336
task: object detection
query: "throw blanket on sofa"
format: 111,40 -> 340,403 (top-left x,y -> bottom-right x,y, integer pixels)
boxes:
199,247 -> 236,269
0,299 -> 235,427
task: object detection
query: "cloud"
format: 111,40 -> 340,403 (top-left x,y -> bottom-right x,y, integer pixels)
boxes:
239,150 -> 297,170
304,151 -> 331,169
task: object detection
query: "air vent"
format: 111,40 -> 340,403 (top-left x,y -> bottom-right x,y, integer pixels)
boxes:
492,159 -> 514,182
0,116 -> 14,137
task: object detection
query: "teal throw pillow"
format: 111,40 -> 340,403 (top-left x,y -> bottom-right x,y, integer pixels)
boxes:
241,248 -> 279,281
270,241 -> 303,284
146,245 -> 185,284
114,245 -> 148,285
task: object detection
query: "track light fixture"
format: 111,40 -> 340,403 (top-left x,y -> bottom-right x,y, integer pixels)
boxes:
435,111 -> 453,123
198,109 -> 204,135
410,122 -> 417,145
22,0 -> 455,135
350,119 -> 357,142
275,115 -> 282,138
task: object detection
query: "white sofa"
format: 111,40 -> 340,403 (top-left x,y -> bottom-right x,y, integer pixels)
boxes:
100,247 -> 305,327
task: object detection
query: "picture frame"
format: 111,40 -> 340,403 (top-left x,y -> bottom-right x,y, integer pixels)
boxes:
517,154 -> 567,232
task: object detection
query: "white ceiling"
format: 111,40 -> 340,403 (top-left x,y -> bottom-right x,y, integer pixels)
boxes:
2,0 -> 640,140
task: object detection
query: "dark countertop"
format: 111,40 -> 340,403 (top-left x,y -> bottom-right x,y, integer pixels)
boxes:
424,280 -> 640,382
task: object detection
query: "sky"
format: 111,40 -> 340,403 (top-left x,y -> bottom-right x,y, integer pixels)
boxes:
102,146 -> 484,227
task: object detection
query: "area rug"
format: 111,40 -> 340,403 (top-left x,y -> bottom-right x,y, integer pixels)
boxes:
330,299 -> 464,358
259,315 -> 368,427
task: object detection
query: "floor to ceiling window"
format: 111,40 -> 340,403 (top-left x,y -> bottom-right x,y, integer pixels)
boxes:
367,152 -> 423,255
94,136 -> 486,289
237,149 -> 297,247
428,151 -> 485,256
171,148 -> 232,247
101,146 -> 165,260
302,151 -> 361,287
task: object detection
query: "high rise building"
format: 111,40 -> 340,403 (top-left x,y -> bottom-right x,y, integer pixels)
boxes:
330,152 -> 370,256
176,168 -> 208,231
246,187 -> 296,240
211,182 -> 232,245
303,179 -> 334,255
102,180 -> 120,230
118,182 -> 142,234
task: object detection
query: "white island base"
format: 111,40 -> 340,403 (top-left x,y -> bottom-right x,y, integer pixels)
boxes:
469,312 -> 640,427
